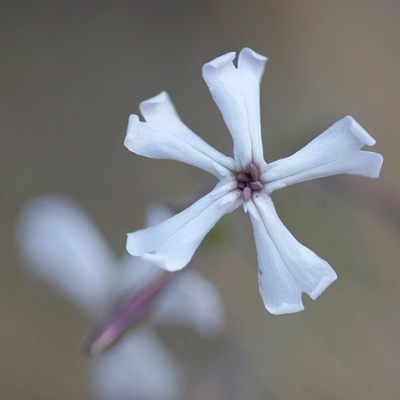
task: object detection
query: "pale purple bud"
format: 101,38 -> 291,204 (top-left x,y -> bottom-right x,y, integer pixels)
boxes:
82,271 -> 171,356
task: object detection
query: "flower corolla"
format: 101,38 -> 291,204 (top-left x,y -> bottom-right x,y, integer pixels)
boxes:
124,48 -> 383,315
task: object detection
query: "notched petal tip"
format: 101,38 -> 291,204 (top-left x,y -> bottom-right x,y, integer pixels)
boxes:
139,91 -> 177,121
141,252 -> 182,272
267,302 -> 305,315
240,47 -> 268,62
364,152 -> 384,178
140,90 -> 169,107
202,51 -> 236,74
309,273 -> 337,300
125,232 -> 142,257
237,48 -> 268,84
344,115 -> 376,146
124,114 -> 140,150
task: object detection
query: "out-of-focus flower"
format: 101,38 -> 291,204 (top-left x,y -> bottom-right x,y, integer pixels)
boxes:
124,47 -> 383,315
15,196 -> 224,400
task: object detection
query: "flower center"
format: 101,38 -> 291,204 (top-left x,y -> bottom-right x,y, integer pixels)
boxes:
236,162 -> 263,202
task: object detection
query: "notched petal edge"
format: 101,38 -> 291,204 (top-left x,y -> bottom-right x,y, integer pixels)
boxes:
344,115 -> 376,146
139,91 -> 179,121
202,51 -> 236,74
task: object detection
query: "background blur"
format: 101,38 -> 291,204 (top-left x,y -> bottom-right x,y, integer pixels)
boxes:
1,1 -> 399,399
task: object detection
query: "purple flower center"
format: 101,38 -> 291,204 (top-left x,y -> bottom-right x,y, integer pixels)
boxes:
237,162 -> 263,202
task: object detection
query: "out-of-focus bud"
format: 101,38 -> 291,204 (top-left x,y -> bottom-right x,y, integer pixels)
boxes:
83,271 -> 171,356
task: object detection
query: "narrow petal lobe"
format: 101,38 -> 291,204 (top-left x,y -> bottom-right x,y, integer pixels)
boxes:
202,48 -> 268,170
124,91 -> 234,179
126,180 -> 241,272
247,193 -> 337,314
263,116 -> 384,192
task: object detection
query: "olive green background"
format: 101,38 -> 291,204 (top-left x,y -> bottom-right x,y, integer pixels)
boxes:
1,1 -> 399,399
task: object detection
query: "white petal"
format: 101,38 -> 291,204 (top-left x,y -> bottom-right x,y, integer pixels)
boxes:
202,48 -> 268,170
119,207 -> 225,337
89,327 -> 185,400
14,196 -> 115,317
151,271 -> 224,338
124,91 -> 235,179
115,203 -> 175,296
247,193 -> 337,315
126,179 -> 241,272
262,116 -> 384,192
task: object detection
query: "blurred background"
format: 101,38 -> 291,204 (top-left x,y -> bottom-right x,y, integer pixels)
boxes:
1,0 -> 399,399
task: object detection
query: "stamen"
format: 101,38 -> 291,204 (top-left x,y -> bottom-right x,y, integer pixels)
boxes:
249,162 -> 259,181
237,173 -> 250,182
237,163 -> 264,202
250,181 -> 263,191
242,187 -> 252,202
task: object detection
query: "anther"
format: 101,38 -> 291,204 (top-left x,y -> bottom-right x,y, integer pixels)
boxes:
237,173 -> 250,182
237,163 -> 264,202
250,181 -> 263,191
242,187 -> 252,202
249,162 -> 259,181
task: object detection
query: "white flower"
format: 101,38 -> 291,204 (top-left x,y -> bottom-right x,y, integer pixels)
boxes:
124,48 -> 383,315
15,195 -> 224,400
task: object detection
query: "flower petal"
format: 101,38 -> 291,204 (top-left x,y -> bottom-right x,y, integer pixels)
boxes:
247,193 -> 337,315
14,196 -> 115,317
89,327 -> 185,400
262,116 -> 384,193
126,179 -> 241,272
115,203 -> 176,296
151,271 -> 224,338
202,48 -> 268,170
124,91 -> 235,179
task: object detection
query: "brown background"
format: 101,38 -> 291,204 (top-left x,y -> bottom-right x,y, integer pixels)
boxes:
1,1 -> 399,399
